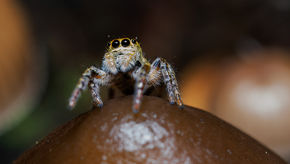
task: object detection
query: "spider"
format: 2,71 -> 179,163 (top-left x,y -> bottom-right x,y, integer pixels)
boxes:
68,37 -> 183,113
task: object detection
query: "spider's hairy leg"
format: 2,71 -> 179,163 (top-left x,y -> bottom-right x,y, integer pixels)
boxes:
88,69 -> 111,108
103,52 -> 118,74
146,58 -> 162,86
160,58 -> 184,109
68,66 -> 110,110
89,79 -> 103,108
132,64 -> 150,113
160,59 -> 175,104
68,66 -> 97,110
167,62 -> 184,108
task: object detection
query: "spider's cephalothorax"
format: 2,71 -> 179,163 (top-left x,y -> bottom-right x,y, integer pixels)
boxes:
68,37 -> 183,113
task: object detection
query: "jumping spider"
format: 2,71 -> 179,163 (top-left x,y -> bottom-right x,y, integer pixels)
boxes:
68,37 -> 183,113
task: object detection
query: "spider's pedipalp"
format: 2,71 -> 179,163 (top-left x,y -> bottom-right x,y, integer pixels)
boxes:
103,52 -> 117,74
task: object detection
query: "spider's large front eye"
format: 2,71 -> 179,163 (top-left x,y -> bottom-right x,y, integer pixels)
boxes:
121,39 -> 130,47
112,40 -> 120,48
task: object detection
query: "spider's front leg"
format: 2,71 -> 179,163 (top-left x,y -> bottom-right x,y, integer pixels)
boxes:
68,66 -> 111,110
149,58 -> 184,109
132,64 -> 150,113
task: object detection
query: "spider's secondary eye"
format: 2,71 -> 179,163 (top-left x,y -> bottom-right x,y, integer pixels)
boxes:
112,40 -> 120,48
121,39 -> 130,47
131,39 -> 136,44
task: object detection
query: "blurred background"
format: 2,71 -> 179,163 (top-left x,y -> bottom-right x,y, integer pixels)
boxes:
0,0 -> 290,163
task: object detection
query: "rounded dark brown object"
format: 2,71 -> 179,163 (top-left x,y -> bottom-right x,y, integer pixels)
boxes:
14,96 -> 286,164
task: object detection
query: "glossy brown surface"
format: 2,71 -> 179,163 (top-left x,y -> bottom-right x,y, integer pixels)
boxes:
14,96 -> 286,164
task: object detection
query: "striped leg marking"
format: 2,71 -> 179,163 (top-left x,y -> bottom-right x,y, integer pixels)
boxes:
160,59 -> 175,104
160,58 -> 184,109
167,63 -> 184,108
146,58 -> 162,86
132,65 -> 150,113
68,66 -> 110,110
68,66 -> 98,110
89,79 -> 103,108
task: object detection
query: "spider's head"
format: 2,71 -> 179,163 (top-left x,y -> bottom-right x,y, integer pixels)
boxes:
107,38 -> 141,55
105,38 -> 143,73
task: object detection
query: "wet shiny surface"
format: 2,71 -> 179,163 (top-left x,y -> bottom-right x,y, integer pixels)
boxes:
15,96 -> 286,164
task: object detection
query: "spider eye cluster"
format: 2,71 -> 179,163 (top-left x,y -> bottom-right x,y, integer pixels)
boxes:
110,38 -> 137,49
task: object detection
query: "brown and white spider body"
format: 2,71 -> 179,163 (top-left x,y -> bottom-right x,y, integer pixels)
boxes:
68,37 -> 183,113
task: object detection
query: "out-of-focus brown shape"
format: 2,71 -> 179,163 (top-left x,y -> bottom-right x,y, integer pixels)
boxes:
213,49 -> 290,158
180,57 -> 222,111
180,49 -> 290,160
0,1 -> 38,134
14,96 -> 285,164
